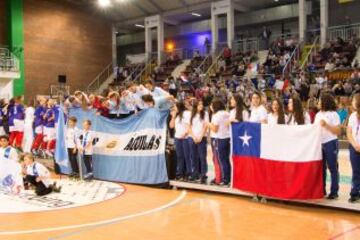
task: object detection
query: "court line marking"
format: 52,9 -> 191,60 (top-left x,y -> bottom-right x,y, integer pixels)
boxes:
0,190 -> 187,236
328,225 -> 360,240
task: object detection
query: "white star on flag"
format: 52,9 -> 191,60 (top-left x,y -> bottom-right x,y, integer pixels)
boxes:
239,131 -> 252,147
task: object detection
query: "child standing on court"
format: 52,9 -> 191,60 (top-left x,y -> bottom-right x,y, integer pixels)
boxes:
77,120 -> 96,180
66,116 -> 80,177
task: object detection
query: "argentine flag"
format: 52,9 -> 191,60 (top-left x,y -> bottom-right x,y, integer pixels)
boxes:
54,105 -> 72,174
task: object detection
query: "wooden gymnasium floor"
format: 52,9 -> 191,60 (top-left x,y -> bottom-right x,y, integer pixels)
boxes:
1,149 -> 360,240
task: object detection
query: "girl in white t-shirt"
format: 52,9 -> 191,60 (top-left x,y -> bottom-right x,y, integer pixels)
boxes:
249,92 -> 268,123
346,93 -> 360,203
188,100 -> 209,184
268,98 -> 286,125
229,94 -> 249,123
169,101 -> 191,181
314,93 -> 341,200
287,96 -> 311,125
208,98 -> 231,186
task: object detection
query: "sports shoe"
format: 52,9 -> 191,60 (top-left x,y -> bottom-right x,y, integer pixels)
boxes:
84,172 -> 94,180
200,177 -> 208,184
326,193 -> 339,200
219,182 -> 230,187
175,176 -> 184,181
209,179 -> 218,185
348,196 -> 360,203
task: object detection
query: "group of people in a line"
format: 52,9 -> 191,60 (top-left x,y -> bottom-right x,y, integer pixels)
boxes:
170,91 -> 360,203
1,77 -> 360,203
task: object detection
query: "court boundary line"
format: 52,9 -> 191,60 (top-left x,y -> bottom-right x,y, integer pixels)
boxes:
0,190 -> 187,235
0,181 -> 127,215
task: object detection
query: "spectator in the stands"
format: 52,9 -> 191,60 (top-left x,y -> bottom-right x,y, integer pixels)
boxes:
204,37 -> 211,55
223,46 -> 232,66
337,96 -> 349,125
351,68 -> 360,85
193,50 -> 202,61
261,26 -> 272,49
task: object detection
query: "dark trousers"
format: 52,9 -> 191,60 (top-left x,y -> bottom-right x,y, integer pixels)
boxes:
174,138 -> 191,178
189,137 -> 207,178
108,113 -> 118,119
24,175 -> 52,196
68,148 -> 78,174
119,111 -> 135,119
322,139 -> 339,195
349,145 -> 360,197
213,138 -> 231,184
83,155 -> 93,174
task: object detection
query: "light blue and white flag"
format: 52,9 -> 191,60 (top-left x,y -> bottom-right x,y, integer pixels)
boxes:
54,106 -> 72,174
68,108 -> 169,184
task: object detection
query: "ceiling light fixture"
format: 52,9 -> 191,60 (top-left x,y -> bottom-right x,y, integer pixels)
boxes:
135,24 -> 145,28
191,12 -> 201,17
98,0 -> 111,8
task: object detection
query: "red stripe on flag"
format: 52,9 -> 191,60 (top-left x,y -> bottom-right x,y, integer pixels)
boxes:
232,156 -> 324,200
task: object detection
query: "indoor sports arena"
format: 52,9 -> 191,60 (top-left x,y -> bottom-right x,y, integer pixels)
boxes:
1,0 -> 360,239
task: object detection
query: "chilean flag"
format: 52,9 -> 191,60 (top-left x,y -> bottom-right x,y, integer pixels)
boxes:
231,122 -> 323,200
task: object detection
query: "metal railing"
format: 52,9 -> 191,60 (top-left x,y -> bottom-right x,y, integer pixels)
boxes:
124,62 -> 146,82
300,36 -> 319,70
204,47 -> 226,83
132,60 -> 154,84
197,54 -> 212,74
282,43 -> 302,78
0,48 -> 20,73
233,38 -> 259,53
328,23 -> 360,42
86,62 -> 113,93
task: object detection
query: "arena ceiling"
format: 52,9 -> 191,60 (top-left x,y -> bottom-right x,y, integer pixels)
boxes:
63,0 -> 300,31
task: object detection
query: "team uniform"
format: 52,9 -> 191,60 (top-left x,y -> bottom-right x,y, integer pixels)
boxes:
10,103 -> 25,148
0,145 -> 19,162
249,105 -> 268,123
118,97 -> 132,119
43,107 -> 57,154
287,112 -> 311,125
32,105 -> 46,152
0,146 -> 22,193
211,110 -> 231,185
174,111 -> 191,180
107,99 -> 119,119
122,92 -> 137,117
229,109 -> 249,122
314,111 -> 341,196
0,108 -> 5,136
24,161 -> 53,196
189,112 -> 209,182
347,112 -> 360,200
133,86 -> 150,111
66,125 -> 80,175
267,113 -> 288,125
151,87 -> 172,110
77,130 -> 96,179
